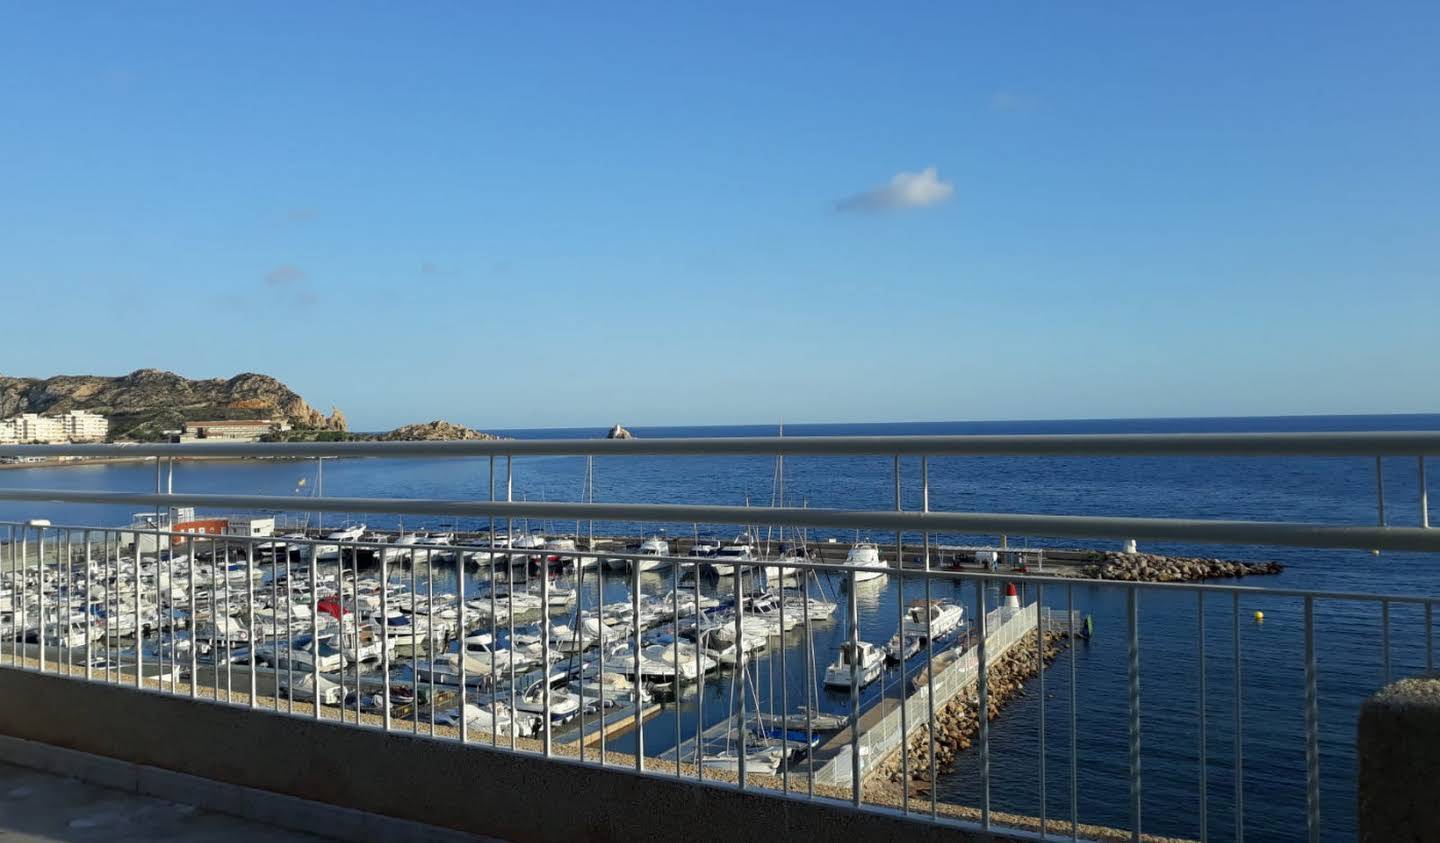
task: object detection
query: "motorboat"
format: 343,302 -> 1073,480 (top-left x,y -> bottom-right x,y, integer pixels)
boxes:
709,538 -> 757,577
841,541 -> 887,583
823,640 -> 885,689
901,599 -> 965,641
314,524 -> 366,562
513,671 -> 582,724
633,536 -> 671,572
436,701 -> 535,737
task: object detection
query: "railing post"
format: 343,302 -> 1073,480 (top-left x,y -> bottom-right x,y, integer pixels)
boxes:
1127,587 -> 1141,842
1420,456 -> 1429,529
1304,596 -> 1319,843
1197,590 -> 1207,843
1233,592 -> 1245,843
975,578 -> 990,828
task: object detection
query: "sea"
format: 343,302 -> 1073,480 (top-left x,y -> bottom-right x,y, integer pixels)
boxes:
2,414 -> 1437,842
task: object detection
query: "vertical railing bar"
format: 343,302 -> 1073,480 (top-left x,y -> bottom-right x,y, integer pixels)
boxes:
506,456 -> 516,754
1304,596 -> 1319,843
676,550 -> 685,781
458,507 -> 467,745
1233,591 -> 1244,843
311,539 -> 320,720
737,551 -> 748,789
923,456 -> 936,820
976,577 -> 990,828
847,567 -> 860,806
1069,582 -> 1078,841
1419,456 -> 1429,529
18,527 -> 27,672
1376,456 -> 1386,527
695,555 -> 705,782
188,526 -> 197,699
802,551 -> 813,798
84,529 -> 92,682
428,547 -> 436,735
488,456 -> 497,748
629,548 -> 641,771
411,533 -> 419,735
271,539 -> 281,713
212,537 -> 221,704
545,544 -> 555,758
1127,587 -> 1141,842
1197,590 -> 1207,843
1038,580 -> 1047,838
380,534 -> 391,732
892,455 -> 907,813
1427,601 -> 1434,674
224,539 -> 234,702
1382,599 -> 1391,685
597,547 -> 606,764
285,532 -> 294,714
37,526 -> 46,674
247,537 -> 257,709
351,543 -> 359,726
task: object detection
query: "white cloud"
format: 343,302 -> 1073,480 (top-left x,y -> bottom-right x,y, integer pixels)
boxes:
836,167 -> 954,212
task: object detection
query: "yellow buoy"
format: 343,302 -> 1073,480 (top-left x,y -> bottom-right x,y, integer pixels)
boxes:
1253,611 -> 1264,623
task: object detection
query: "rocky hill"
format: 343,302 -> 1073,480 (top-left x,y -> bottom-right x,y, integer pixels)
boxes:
375,420 -> 500,441
606,424 -> 634,439
0,370 -> 346,441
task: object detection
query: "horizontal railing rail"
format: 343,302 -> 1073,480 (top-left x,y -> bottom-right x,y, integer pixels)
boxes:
2,520 -> 1435,604
3,429 -> 1440,458
0,488 -> 1436,553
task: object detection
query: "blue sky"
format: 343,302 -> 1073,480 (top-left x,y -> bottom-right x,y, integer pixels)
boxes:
2,3 -> 1436,430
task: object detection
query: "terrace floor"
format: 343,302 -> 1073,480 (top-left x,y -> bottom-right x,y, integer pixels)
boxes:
0,761 -> 330,842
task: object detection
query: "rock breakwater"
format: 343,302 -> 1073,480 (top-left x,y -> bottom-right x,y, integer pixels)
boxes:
1083,551 -> 1282,582
878,628 -> 1071,787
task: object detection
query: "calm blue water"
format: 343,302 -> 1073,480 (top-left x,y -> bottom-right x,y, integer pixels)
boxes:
3,414 -> 1437,841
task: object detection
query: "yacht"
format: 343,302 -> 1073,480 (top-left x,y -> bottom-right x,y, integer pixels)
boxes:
841,541 -> 887,583
514,671 -> 582,724
633,536 -> 671,572
901,599 -> 965,641
823,640 -> 885,689
313,524 -> 366,562
709,536 -> 758,577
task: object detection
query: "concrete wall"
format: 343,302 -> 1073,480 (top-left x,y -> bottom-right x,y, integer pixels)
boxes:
0,667 -> 1015,843
1358,675 -> 1440,841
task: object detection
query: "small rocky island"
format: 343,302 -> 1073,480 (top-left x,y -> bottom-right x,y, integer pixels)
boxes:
606,424 -> 634,439
375,420 -> 501,441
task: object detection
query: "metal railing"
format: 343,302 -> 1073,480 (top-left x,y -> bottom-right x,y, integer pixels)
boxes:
0,432 -> 1437,842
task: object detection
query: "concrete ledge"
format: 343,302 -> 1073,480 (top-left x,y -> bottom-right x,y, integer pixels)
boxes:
0,734 -> 484,842
1358,675 -> 1440,842
0,667 -> 1013,843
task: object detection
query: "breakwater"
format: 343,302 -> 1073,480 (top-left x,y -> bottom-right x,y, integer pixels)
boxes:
1081,551 -> 1283,583
877,626 -> 1072,789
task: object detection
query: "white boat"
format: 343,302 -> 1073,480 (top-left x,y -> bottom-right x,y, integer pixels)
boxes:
634,536 -> 671,572
709,538 -> 757,577
823,640 -> 885,689
314,524 -> 366,561
901,599 -> 965,641
436,701 -> 534,737
412,652 -> 496,687
514,672 -> 582,724
841,541 -> 887,583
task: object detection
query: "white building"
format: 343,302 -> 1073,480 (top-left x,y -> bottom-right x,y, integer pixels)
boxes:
0,410 -> 109,444
61,410 -> 108,442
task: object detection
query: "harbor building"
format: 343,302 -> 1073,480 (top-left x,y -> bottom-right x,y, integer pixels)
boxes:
178,418 -> 291,442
